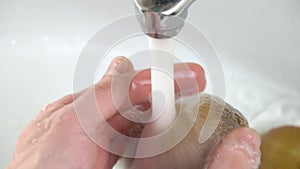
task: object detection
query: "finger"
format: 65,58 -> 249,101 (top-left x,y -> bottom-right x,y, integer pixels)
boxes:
94,56 -> 135,120
208,127 -> 261,169
174,62 -> 206,96
84,58 -> 206,168
130,62 -> 206,104
95,57 -> 206,118
93,58 -> 206,130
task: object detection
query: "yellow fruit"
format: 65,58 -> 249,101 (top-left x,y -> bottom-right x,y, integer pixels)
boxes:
260,126 -> 300,169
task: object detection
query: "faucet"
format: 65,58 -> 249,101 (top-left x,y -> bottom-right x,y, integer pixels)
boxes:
134,0 -> 195,39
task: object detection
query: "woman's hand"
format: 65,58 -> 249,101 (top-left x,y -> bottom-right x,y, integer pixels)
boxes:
7,57 -> 261,169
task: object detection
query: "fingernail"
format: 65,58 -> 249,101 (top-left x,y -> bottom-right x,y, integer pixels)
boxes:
115,56 -> 130,74
106,56 -> 130,75
225,128 -> 261,168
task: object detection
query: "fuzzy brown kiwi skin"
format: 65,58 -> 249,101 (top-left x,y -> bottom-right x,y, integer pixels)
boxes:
125,93 -> 248,169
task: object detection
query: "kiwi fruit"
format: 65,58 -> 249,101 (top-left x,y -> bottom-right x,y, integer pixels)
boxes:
260,126 -> 300,169
123,93 -> 248,169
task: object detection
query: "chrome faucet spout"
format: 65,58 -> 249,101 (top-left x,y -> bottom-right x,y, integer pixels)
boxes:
134,0 -> 195,39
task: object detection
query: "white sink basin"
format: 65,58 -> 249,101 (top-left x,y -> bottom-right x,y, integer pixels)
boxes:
1,0 -> 299,168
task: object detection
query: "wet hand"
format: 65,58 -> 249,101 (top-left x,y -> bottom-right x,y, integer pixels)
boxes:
7,57 -> 205,169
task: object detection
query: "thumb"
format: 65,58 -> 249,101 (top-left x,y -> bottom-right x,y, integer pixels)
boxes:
208,127 -> 261,169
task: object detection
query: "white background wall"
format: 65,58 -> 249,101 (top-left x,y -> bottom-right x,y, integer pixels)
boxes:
0,0 -> 299,168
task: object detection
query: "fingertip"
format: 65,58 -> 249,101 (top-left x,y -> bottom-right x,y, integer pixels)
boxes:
186,62 -> 206,91
186,63 -> 205,76
174,63 -> 206,95
226,127 -> 261,153
208,127 -> 261,169
95,56 -> 134,92
105,56 -> 134,76
129,62 -> 207,104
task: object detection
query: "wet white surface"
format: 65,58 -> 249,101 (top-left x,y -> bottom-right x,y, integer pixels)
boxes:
1,0 -> 300,168
224,61 -> 300,134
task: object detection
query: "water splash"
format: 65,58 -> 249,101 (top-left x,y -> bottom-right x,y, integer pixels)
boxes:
42,104 -> 50,112
36,122 -> 41,128
44,119 -> 51,130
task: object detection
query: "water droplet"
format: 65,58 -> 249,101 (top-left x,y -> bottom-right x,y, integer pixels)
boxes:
31,139 -> 38,144
42,104 -> 50,112
250,159 -> 256,164
44,119 -> 51,130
